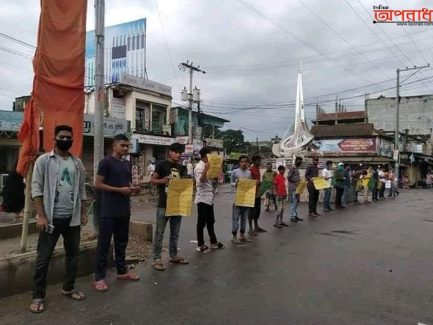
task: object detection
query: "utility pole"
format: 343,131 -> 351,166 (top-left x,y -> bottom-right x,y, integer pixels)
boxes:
178,61 -> 206,144
395,64 -> 429,187
94,0 -> 105,180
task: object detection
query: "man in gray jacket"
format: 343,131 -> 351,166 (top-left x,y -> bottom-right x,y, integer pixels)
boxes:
29,125 -> 87,313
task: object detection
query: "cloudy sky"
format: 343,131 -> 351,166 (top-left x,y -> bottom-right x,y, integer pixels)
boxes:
0,0 -> 432,140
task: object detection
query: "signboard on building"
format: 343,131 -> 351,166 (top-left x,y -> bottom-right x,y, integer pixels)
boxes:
120,74 -> 172,97
83,114 -> 128,138
132,134 -> 174,146
0,111 -> 23,132
111,98 -> 126,119
377,138 -> 393,157
85,19 -> 146,86
175,136 -> 189,145
313,138 -> 377,153
129,138 -> 139,154
204,138 -> 224,148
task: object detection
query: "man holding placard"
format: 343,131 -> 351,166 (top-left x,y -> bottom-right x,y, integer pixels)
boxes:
231,155 -> 254,244
194,147 -> 224,253
248,155 -> 267,235
305,156 -> 320,217
151,143 -> 189,271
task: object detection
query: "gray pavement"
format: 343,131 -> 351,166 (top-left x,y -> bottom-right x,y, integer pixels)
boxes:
1,187 -> 433,324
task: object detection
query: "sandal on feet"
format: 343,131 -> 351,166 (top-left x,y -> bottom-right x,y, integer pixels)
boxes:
29,299 -> 45,313
152,261 -> 166,271
274,224 -> 283,228
232,238 -> 241,245
169,256 -> 189,264
280,222 -> 289,227
62,289 -> 86,300
117,270 -> 140,281
239,236 -> 251,243
93,280 -> 109,292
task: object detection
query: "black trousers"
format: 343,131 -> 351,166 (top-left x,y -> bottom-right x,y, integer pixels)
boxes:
335,187 -> 344,207
248,197 -> 261,221
33,217 -> 80,299
307,184 -> 319,214
197,202 -> 217,247
95,217 -> 130,281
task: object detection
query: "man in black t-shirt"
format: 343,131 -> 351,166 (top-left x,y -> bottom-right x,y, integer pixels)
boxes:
305,156 -> 320,217
151,142 -> 188,271
93,134 -> 140,292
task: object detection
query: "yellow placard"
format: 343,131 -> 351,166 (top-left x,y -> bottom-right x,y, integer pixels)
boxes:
235,179 -> 257,207
296,180 -> 307,195
312,177 -> 330,190
165,179 -> 194,217
207,154 -> 223,179
361,178 -> 369,187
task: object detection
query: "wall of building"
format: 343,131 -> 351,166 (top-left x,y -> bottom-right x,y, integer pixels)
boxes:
366,95 -> 433,135
126,91 -> 171,132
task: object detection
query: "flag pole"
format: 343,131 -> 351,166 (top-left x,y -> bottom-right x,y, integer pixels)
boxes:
20,162 -> 33,253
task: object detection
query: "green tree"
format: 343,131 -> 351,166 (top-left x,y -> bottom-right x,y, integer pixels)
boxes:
215,129 -> 246,154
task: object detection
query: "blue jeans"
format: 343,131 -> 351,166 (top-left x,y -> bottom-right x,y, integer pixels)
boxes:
323,188 -> 332,210
342,185 -> 351,205
153,208 -> 182,260
232,205 -> 249,235
289,190 -> 298,217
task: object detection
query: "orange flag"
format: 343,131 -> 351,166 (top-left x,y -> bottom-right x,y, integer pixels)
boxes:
16,0 -> 87,176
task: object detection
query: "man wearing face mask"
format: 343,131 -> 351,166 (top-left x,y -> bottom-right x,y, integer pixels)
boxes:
305,156 -> 321,217
29,125 -> 87,313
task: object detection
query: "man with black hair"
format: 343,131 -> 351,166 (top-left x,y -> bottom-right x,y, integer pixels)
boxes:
30,125 -> 87,313
287,156 -> 303,222
248,154 -> 266,235
230,155 -> 252,244
321,160 -> 333,212
93,134 -> 140,292
151,142 -> 189,271
305,156 -> 320,217
194,147 -> 224,253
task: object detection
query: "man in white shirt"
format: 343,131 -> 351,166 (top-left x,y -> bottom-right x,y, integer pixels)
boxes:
322,160 -> 334,212
194,147 -> 224,253
147,160 -> 155,176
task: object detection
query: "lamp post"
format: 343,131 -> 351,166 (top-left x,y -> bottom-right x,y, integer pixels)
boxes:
178,61 -> 205,144
394,64 -> 430,186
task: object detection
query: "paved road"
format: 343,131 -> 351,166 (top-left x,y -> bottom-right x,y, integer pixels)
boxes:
1,188 -> 433,324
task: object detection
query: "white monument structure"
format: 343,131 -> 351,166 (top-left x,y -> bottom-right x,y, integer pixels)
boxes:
272,71 -> 314,158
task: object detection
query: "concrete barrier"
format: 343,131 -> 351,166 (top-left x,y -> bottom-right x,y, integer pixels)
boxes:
0,240 -> 104,298
0,220 -> 152,298
129,221 -> 153,242
0,221 -> 38,240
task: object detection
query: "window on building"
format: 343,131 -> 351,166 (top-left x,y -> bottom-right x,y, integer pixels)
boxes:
136,101 -> 150,132
152,105 -> 166,135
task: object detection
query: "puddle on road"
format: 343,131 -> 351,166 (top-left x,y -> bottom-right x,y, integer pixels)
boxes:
318,232 -> 349,239
331,230 -> 359,235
